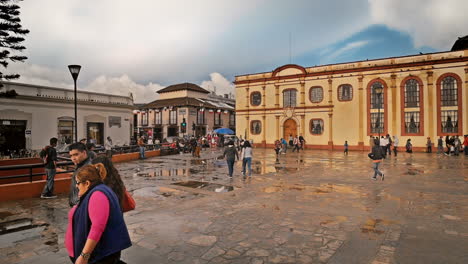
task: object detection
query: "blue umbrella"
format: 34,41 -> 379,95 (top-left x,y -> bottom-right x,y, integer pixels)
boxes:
214,128 -> 234,135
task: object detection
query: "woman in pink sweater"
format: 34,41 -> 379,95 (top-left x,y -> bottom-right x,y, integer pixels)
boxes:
65,164 -> 131,264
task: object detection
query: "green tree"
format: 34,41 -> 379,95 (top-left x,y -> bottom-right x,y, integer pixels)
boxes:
0,0 -> 29,96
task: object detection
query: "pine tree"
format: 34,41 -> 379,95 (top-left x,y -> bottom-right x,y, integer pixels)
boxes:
0,0 -> 29,95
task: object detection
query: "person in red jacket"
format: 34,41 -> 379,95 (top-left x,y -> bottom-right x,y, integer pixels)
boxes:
463,135 -> 468,156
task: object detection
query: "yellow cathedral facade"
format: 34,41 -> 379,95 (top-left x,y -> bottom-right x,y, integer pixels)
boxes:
234,49 -> 468,151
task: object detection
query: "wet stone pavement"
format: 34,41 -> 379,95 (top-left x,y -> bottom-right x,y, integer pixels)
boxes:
1,148 -> 467,264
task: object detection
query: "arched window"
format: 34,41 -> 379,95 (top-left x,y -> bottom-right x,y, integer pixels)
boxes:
250,92 -> 261,106
338,84 -> 353,101
283,89 -> 297,107
437,73 -> 462,135
310,119 -> 324,135
367,79 -> 387,136
404,79 -> 419,107
250,120 -> 262,134
441,76 -> 457,106
309,87 -> 323,103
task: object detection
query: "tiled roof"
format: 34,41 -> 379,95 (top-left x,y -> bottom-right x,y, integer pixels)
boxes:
157,83 -> 210,94
142,97 -> 233,110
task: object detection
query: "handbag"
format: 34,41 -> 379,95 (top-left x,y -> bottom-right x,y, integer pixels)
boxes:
122,189 -> 136,212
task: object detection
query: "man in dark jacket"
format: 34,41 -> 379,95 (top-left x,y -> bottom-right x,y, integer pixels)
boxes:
40,137 -> 58,199
222,141 -> 239,177
68,142 -> 92,207
369,139 -> 385,181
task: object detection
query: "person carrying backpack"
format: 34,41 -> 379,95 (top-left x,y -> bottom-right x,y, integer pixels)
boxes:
40,137 -> 58,199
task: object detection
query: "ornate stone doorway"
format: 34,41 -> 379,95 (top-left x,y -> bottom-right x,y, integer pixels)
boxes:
283,119 -> 297,138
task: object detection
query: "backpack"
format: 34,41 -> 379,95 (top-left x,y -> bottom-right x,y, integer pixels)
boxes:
39,146 -> 50,164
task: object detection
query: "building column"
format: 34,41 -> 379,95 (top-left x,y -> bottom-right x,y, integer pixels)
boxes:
390,74 -> 397,135
245,87 -> 250,108
328,112 -> 333,150
300,81 -> 305,107
262,85 -> 266,107
465,68 -> 468,134
358,75 -> 364,150
262,115 -> 266,147
300,114 -> 306,147
275,85 -> 280,108
328,78 -> 333,104
275,115 -> 280,140
426,71 -> 434,138
245,116 -> 250,140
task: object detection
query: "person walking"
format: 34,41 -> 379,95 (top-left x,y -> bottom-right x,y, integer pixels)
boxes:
92,156 -> 126,210
40,137 -> 58,199
292,136 -> 300,153
105,136 -> 113,159
299,135 -> 305,150
195,138 -> 202,158
392,136 -> 399,156
405,139 -> 413,153
65,163 -> 131,264
68,143 -> 93,207
138,136 -> 146,159
380,136 -> 388,158
454,136 -> 461,156
437,136 -> 444,154
222,141 -> 239,178
426,137 -> 432,153
281,138 -> 288,154
369,138 -> 385,181
241,141 -> 253,177
463,135 -> 468,156
274,139 -> 281,159
386,134 -> 392,156
344,141 -> 349,155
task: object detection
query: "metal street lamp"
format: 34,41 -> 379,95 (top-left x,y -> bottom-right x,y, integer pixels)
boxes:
68,65 -> 81,143
374,86 -> 383,138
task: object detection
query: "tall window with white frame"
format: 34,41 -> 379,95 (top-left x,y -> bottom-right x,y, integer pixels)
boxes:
229,112 -> 235,127
403,79 -> 421,134
440,76 -> 458,133
197,110 -> 205,125
154,111 -> 162,125
370,82 -> 384,134
141,112 -> 148,126
283,89 -> 297,107
169,109 -> 177,125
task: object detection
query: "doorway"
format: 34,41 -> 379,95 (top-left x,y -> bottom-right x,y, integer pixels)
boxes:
87,122 -> 104,145
283,119 -> 297,139
0,120 -> 26,155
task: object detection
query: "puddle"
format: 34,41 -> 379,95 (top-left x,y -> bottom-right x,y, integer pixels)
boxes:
406,168 -> 424,175
191,159 -> 208,165
146,161 -> 165,164
172,181 -> 235,192
0,218 -> 48,235
136,168 -> 188,178
0,211 -> 13,219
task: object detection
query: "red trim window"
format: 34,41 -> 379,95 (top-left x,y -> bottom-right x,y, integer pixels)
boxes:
400,76 -> 424,136
310,119 -> 324,135
250,120 -> 262,135
367,79 -> 388,136
283,89 -> 297,107
436,73 -> 463,135
309,86 -> 323,103
250,92 -> 261,106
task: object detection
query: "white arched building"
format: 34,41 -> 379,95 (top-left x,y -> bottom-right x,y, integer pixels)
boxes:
0,81 -> 134,154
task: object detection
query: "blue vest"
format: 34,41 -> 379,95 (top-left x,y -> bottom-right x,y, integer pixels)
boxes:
72,184 -> 131,263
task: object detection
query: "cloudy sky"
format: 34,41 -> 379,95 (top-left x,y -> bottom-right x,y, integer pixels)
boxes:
5,0 -> 468,103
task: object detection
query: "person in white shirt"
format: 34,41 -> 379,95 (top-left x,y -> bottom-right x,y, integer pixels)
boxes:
241,141 -> 253,177
105,136 -> 113,158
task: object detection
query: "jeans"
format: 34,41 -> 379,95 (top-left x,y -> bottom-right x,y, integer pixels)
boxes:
139,146 -> 146,159
373,162 -> 383,178
42,168 -> 56,196
242,157 -> 252,176
106,149 -> 113,159
437,146 -> 443,154
227,159 -> 235,177
292,144 -> 300,152
393,146 -> 398,156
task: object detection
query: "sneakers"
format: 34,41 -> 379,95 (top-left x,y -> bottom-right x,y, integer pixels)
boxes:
381,174 -> 385,181
371,177 -> 377,181
40,194 -> 57,199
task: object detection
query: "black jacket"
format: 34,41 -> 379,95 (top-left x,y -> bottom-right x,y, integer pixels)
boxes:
369,146 -> 384,160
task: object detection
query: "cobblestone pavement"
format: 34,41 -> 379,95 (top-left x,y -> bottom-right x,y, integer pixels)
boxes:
1,148 -> 467,264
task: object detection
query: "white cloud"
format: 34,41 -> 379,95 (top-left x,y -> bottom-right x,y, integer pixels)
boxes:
369,0 -> 468,49
323,40 -> 370,62
200,72 -> 235,98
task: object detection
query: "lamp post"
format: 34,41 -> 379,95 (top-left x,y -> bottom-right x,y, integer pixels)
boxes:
68,65 -> 81,143
374,86 -> 383,138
